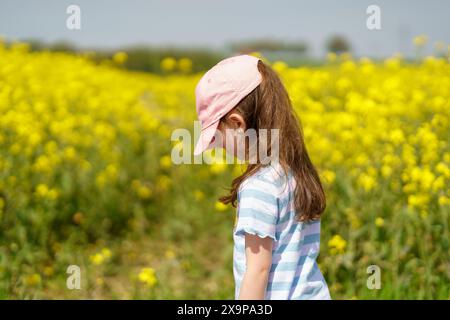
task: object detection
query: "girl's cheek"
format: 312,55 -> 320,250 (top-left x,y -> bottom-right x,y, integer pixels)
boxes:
226,131 -> 246,160
223,130 -> 236,156
235,135 -> 246,160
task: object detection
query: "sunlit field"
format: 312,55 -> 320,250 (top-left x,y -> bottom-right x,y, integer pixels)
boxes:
0,40 -> 449,299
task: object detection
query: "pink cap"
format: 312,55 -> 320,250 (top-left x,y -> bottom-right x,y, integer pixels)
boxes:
193,54 -> 262,155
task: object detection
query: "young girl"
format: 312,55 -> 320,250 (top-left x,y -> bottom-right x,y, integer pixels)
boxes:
193,54 -> 331,300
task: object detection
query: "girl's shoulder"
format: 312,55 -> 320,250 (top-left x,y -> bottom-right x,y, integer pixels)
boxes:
238,161 -> 292,197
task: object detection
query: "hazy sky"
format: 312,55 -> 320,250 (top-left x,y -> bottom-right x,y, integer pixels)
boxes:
0,0 -> 449,57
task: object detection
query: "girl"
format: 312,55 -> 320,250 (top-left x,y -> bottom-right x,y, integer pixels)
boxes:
193,54 -> 331,300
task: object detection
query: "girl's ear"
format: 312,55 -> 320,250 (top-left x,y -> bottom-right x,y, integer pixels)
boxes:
227,112 -> 246,131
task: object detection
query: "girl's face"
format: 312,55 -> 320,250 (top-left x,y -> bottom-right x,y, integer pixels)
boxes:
215,112 -> 247,160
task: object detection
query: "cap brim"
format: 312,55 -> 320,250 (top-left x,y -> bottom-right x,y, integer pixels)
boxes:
193,120 -> 220,156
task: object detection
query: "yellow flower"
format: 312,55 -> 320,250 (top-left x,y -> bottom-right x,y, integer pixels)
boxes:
389,129 -> 405,145
43,266 -> 54,277
113,51 -> 128,65
420,210 -> 428,219
327,52 -> 337,62
4,130 -> 22,152
432,176 -> 445,192
165,249 -> 176,259
101,248 -> 112,259
35,183 -> 59,200
328,235 -> 347,255
90,253 -> 104,265
248,51 -> 263,60
159,155 -> 172,169
156,175 -> 171,193
132,180 -> 154,197
63,146 -> 77,161
131,179 -> 140,189
178,58 -> 193,73
210,161 -> 227,174
375,217 -> 385,227
138,267 -> 157,287
357,173 -> 376,192
407,194 -> 430,209
345,208 -> 361,230
33,155 -> 52,172
232,164 -> 246,176
89,248 -> 112,265
160,57 -> 177,72
47,188 -> 59,200
96,277 -> 105,286
193,190 -> 204,201
35,184 -> 49,198
105,164 -> 118,179
438,196 -> 449,206
322,170 -> 336,184
137,185 -> 152,199
436,162 -> 449,178
340,52 -> 352,61
24,274 -> 41,286
272,61 -> 288,73
381,165 -> 392,178
413,35 -> 428,47
215,201 -> 228,212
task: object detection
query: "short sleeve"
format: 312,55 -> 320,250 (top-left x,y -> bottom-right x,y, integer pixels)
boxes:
234,176 -> 280,241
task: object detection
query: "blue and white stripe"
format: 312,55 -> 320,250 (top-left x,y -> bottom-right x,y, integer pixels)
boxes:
233,161 -> 331,300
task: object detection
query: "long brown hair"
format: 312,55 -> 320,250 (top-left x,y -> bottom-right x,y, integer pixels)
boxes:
218,59 -> 326,222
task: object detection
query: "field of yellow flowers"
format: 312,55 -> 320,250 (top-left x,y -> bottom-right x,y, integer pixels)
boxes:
0,40 -> 449,299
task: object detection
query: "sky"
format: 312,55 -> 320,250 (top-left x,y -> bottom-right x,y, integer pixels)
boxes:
0,0 -> 449,58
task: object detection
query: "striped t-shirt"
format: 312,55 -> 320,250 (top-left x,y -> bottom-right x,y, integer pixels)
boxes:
233,161 -> 331,300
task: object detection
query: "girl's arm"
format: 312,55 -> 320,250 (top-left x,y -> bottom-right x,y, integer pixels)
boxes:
238,233 -> 273,300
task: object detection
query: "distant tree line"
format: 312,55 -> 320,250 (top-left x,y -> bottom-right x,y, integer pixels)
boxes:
16,35 -> 352,74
